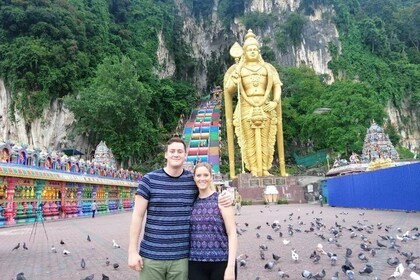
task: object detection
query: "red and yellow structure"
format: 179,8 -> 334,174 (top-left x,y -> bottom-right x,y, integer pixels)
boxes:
0,164 -> 137,227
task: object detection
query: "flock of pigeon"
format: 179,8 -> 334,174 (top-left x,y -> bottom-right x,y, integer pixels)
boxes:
11,234 -> 122,280
235,205 -> 420,280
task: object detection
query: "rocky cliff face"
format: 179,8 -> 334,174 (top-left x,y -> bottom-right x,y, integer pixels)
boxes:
0,80 -> 90,153
1,0 -> 418,153
386,100 -> 420,153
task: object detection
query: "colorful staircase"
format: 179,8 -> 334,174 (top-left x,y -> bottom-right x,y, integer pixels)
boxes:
182,99 -> 221,173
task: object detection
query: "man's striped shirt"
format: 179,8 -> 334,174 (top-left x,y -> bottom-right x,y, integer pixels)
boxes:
136,168 -> 198,260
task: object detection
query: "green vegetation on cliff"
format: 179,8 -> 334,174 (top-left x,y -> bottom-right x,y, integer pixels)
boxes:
0,0 -> 196,168
0,0 -> 418,171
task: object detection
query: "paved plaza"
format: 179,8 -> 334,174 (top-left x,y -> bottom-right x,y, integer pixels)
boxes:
1,204 -> 419,280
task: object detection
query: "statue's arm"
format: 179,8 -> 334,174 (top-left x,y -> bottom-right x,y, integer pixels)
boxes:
263,64 -> 283,112
223,65 -> 238,95
270,64 -> 282,103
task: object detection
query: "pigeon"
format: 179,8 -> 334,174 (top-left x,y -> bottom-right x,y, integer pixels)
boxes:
370,248 -> 377,257
359,264 -> 373,274
407,261 -> 417,271
302,270 -> 313,279
346,269 -> 355,280
345,248 -> 352,258
278,268 -> 290,278
23,242 -> 28,250
358,252 -> 369,262
410,271 -> 420,280
12,243 -> 20,251
239,259 -> 247,267
264,261 -> 276,270
81,258 -> 86,269
342,265 -> 353,274
283,239 -> 291,245
51,245 -> 57,253
63,249 -> 71,255
259,250 -> 265,260
259,244 -> 268,251
377,240 -> 387,248
344,258 -> 355,270
112,239 -> 120,248
256,232 -> 261,238
105,257 -> 110,266
313,268 -> 326,279
267,234 -> 274,241
113,263 -> 119,269
316,243 -> 327,255
236,254 -> 248,261
387,257 -> 400,266
87,235 -> 91,242
331,271 -> 339,280
102,274 -> 110,280
273,253 -> 281,261
81,274 -> 94,280
60,239 -> 65,245
328,252 -> 338,266
389,263 -> 405,279
312,254 -> 321,264
291,249 -> 299,262
16,272 -> 27,280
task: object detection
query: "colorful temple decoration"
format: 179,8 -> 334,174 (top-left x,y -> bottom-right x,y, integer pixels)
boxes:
0,140 -> 140,227
326,120 -> 400,176
361,120 -> 399,162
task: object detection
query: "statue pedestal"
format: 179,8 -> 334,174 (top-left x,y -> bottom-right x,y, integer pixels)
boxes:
232,173 -> 305,204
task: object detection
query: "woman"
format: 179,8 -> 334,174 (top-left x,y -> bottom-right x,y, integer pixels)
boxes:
189,163 -> 238,280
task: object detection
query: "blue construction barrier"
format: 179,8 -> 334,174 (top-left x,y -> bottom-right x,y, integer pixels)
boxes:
326,162 -> 420,211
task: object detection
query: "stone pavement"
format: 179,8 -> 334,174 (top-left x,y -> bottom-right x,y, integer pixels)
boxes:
1,204 -> 419,280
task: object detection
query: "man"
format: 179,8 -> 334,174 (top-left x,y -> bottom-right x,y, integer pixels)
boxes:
234,189 -> 242,216
128,137 -> 232,280
91,200 -> 97,218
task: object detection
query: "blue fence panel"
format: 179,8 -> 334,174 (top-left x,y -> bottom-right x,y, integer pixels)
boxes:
327,162 -> 420,211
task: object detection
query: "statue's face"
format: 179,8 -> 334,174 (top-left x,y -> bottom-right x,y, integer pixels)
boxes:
245,44 -> 259,62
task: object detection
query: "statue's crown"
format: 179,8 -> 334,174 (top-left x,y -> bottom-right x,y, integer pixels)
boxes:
243,29 -> 259,49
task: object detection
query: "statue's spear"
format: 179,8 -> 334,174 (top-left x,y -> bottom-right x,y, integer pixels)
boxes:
226,42 -> 245,177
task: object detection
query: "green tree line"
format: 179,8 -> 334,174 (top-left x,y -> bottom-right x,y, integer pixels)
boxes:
0,0 -> 196,170
0,0 -> 417,172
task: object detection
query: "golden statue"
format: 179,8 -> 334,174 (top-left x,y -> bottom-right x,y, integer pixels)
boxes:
223,29 -> 286,178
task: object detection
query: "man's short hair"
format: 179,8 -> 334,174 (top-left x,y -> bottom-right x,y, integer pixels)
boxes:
165,137 -> 187,152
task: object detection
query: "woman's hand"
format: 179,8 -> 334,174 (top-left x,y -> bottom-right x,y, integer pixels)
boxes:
224,266 -> 235,280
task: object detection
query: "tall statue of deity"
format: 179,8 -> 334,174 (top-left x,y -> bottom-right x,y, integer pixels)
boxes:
223,30 -> 286,178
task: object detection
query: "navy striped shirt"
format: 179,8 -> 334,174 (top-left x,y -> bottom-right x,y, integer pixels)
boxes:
136,168 -> 198,260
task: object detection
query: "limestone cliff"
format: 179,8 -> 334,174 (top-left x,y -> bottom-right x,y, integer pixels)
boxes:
0,80 -> 91,154
0,0 -> 418,154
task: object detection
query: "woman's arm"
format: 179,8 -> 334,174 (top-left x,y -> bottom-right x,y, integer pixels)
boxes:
220,204 -> 237,280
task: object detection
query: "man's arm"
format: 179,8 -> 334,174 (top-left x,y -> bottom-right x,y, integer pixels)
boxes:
218,190 -> 234,207
128,195 -> 148,271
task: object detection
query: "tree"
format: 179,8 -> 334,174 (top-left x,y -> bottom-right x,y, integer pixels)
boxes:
301,81 -> 385,155
65,56 -> 159,166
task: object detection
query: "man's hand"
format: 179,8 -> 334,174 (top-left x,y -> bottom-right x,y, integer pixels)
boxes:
219,190 -> 234,207
128,252 -> 144,272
